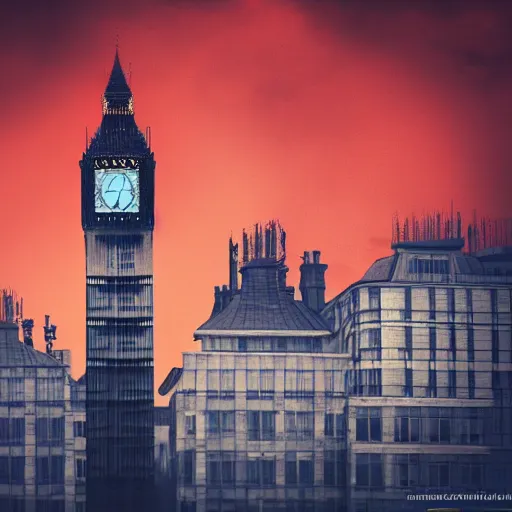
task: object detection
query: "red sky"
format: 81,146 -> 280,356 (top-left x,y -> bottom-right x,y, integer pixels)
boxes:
0,0 -> 511,404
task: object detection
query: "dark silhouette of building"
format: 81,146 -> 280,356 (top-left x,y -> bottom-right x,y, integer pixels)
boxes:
80,49 -> 155,512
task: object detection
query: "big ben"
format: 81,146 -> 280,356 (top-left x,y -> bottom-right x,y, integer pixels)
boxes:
80,49 -> 155,512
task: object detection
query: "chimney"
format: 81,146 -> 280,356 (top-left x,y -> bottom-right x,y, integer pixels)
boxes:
21,319 -> 34,348
229,238 -> 239,292
299,250 -> 328,312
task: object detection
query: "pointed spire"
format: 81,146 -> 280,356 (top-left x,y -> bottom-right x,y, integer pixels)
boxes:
103,48 -> 133,114
105,48 -> 131,97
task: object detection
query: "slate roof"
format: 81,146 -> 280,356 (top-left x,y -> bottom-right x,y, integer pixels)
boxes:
0,322 -> 63,368
195,259 -> 331,337
359,255 -> 397,282
87,115 -> 149,157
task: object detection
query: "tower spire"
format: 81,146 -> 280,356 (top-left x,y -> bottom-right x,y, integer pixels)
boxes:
103,48 -> 133,114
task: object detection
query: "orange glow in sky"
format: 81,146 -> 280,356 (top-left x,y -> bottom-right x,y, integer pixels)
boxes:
0,1 -> 510,404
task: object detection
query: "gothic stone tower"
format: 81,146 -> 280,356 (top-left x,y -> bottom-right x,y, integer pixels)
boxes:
80,50 -> 155,512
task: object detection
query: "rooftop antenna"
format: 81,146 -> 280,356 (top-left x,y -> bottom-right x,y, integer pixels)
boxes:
43,315 -> 57,357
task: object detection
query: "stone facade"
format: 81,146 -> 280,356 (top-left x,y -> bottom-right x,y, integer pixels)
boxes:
163,232 -> 512,512
0,321 -> 86,512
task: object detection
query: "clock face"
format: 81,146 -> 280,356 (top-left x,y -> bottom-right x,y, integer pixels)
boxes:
94,169 -> 140,213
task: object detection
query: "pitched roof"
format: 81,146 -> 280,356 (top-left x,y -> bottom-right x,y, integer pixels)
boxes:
195,259 -> 330,337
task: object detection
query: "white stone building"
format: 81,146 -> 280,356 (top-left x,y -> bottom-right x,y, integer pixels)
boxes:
161,223 -> 512,512
0,319 -> 86,512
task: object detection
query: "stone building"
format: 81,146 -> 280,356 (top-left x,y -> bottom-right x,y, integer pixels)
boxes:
161,217 -> 512,512
0,311 -> 86,512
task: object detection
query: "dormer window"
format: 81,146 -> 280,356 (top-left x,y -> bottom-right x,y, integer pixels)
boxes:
408,258 -> 449,275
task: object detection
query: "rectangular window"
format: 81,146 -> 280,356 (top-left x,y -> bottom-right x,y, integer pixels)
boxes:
368,287 -> 380,310
118,246 -> 135,271
248,411 -> 260,441
285,452 -> 297,485
10,418 -> 24,445
428,462 -> 450,488
355,408 -> 381,442
247,458 -> 276,486
185,415 -> 196,435
206,452 -> 222,485
206,411 -> 235,437
355,454 -> 382,488
395,454 -> 419,487
248,411 -> 275,441
286,412 -> 314,441
76,458 -> 86,480
206,411 -> 219,435
349,369 -> 382,397
404,287 -> 412,321
51,456 -> 64,485
220,370 -> 235,398
394,407 -> 420,443
182,450 -> 195,485
324,371 -> 342,397
260,370 -> 275,398
261,411 -> 275,441
73,421 -> 86,438
299,459 -> 314,486
36,418 -> 48,445
36,457 -> 50,485
11,456 -> 24,484
351,289 -> 359,311
428,409 -> 451,443
247,370 -> 275,399
285,370 -> 314,398
206,370 -> 220,398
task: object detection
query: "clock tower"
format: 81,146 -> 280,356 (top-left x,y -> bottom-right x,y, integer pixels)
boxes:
80,50 -> 155,512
